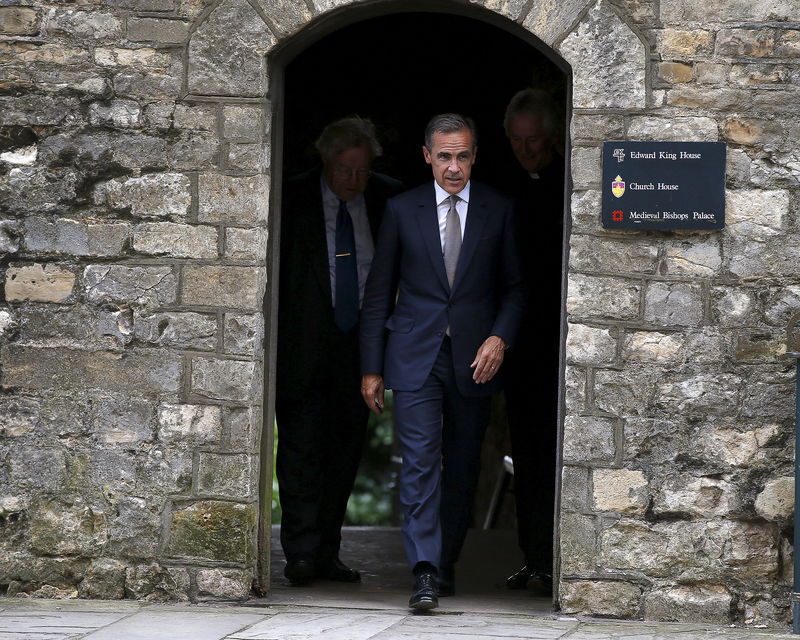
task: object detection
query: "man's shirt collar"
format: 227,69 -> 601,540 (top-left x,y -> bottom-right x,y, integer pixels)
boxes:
434,180 -> 470,206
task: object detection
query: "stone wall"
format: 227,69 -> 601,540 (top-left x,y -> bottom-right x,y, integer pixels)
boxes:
0,0 -> 797,626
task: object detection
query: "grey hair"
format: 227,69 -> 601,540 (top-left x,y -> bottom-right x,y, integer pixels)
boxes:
424,113 -> 477,150
503,88 -> 558,136
315,116 -> 382,161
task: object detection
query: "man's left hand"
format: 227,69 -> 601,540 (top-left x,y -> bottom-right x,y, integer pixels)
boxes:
470,335 -> 506,383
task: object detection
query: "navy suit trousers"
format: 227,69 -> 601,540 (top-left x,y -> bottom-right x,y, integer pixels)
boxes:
393,337 -> 491,570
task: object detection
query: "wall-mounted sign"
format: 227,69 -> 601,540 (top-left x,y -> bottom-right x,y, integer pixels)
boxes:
601,141 -> 726,230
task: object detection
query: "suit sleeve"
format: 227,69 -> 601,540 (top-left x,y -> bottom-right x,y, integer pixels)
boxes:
489,199 -> 527,348
359,198 -> 401,376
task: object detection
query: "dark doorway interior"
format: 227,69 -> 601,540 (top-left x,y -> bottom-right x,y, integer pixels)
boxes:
276,9 -> 567,602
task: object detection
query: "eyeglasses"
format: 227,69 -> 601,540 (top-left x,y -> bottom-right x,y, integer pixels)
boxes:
332,166 -> 371,180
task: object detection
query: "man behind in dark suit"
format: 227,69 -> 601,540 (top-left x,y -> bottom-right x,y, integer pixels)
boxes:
276,117 -> 403,586
360,114 -> 525,610
490,88 -> 565,592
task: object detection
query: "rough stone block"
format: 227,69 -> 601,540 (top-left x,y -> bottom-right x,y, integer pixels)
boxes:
90,394 -> 154,445
29,499 -> 108,557
1,345 -> 181,394
228,143 -> 265,173
643,281 -> 703,327
570,234 -> 658,275
656,373 -> 741,415
78,558 -> 127,599
85,265 -> 178,308
687,329 -> 728,365
113,68 -> 183,101
88,100 -> 142,129
739,368 -> 795,420
652,475 -> 736,518
711,286 -> 754,328
196,568 -> 251,599
225,227 -> 267,262
0,307 -> 18,341
763,285 -> 800,327
570,146 -> 601,189
188,0 -> 274,97
570,114 -> 624,142
666,86 -> 749,110
565,323 -> 616,365
561,580 -> 642,618
0,220 -> 20,253
8,446 -> 66,491
564,365 -> 587,412
0,395 -> 37,438
659,29 -> 713,56
127,18 -> 189,43
87,223 -> 131,257
730,64 -> 791,85
182,266 -> 265,310
198,174 -> 269,224
134,311 -> 217,350
563,415 -> 615,463
561,466 -> 590,511
570,190 -> 602,234
5,263 -> 75,303
727,189 -> 788,238
0,7 -> 40,35
223,313 -> 264,356
173,103 -> 217,131
644,584 -> 734,624
223,105 -> 264,141
166,501 -> 256,563
22,218 -> 89,256
93,174 -> 191,220
559,512 -> 597,574
600,519 -> 779,581
736,331 -> 785,362
559,1 -> 645,109
700,424 -> 778,468
198,453 -> 255,498
594,367 -> 656,417
623,417 -> 691,466
627,116 -> 718,142
125,562 -> 190,600
105,496 -> 161,560
623,331 -> 684,364
567,274 -> 641,321
44,9 -> 123,40
661,0 -> 798,23
658,61 -> 693,83
225,405 -> 260,451
94,46 -> 174,68
158,403 -> 222,444
662,238 -> 722,277
133,222 -> 218,259
716,29 -> 778,58
593,469 -> 648,514
695,62 -> 729,84
191,357 -> 260,402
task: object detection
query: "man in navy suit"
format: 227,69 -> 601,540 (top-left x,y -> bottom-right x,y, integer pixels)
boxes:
360,114 -> 525,609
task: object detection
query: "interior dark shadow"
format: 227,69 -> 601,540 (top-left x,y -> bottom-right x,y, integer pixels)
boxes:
266,9 -> 569,609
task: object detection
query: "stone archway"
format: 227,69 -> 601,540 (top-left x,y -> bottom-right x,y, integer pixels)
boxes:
181,0 -> 647,604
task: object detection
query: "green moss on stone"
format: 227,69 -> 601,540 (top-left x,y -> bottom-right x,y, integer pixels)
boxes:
166,501 -> 255,564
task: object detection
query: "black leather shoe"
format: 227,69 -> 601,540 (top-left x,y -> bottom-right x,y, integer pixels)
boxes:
316,557 -> 361,583
438,566 -> 455,597
409,572 -> 439,610
284,558 -> 314,586
506,564 -> 533,590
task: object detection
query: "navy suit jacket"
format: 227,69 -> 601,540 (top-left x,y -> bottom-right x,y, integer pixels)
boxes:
360,181 -> 525,397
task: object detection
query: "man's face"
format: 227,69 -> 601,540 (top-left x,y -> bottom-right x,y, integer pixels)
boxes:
422,129 -> 476,195
323,143 -> 372,201
507,113 -> 553,174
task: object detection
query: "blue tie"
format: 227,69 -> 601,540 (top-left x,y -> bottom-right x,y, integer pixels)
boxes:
335,199 -> 359,332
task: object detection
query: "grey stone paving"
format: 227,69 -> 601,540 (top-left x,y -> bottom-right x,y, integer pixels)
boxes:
0,600 -> 798,640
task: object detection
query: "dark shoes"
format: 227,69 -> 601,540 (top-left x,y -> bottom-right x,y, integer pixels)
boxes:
316,557 -> 361,583
438,566 -> 455,597
285,557 -> 361,586
284,558 -> 314,586
409,572 -> 439,610
506,565 -> 553,591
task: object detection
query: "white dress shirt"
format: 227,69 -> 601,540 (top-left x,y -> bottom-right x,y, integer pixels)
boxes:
321,176 -> 375,307
433,180 -> 470,252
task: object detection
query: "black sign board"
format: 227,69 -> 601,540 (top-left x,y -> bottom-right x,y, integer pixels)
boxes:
601,141 -> 726,230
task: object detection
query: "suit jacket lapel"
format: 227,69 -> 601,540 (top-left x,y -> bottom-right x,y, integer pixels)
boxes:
415,186 -> 450,293
451,184 -> 489,294
301,173 -> 332,303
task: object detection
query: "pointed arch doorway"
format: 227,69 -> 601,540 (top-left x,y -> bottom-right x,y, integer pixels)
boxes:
261,1 -> 572,608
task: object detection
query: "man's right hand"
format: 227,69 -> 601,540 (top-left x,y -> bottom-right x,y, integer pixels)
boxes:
361,374 -> 385,414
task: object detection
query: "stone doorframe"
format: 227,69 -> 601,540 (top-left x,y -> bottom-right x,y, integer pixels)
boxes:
183,0 -> 648,597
